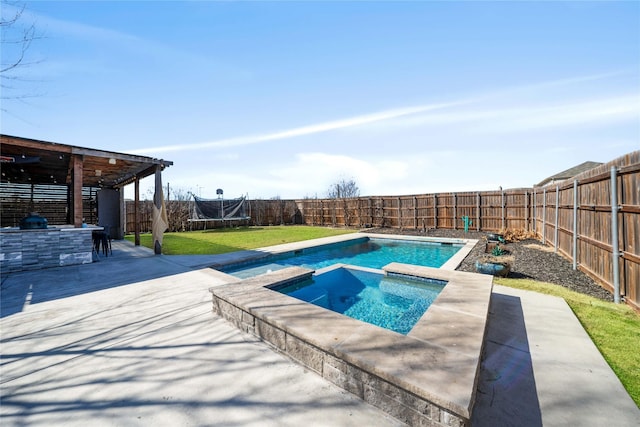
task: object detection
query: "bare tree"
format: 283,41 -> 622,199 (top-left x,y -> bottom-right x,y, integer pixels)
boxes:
1,0 -> 42,109
165,186 -> 191,232
327,177 -> 360,199
271,195 -> 283,225
251,198 -> 266,226
326,177 -> 360,227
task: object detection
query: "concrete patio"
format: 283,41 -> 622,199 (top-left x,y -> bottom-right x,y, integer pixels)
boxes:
1,238 -> 638,426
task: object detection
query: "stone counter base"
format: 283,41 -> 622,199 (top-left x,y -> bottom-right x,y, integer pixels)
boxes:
1,228 -> 94,272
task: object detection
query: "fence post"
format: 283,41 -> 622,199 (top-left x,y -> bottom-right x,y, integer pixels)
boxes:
453,193 -> 457,230
610,166 -> 621,304
501,190 -> 505,231
397,197 -> 401,229
433,194 -> 437,229
476,192 -> 480,231
554,185 -> 559,253
533,189 -> 537,234
573,179 -> 578,270
542,188 -> 546,244
524,191 -> 529,231
332,199 -> 337,226
413,196 -> 417,229
315,199 -> 320,225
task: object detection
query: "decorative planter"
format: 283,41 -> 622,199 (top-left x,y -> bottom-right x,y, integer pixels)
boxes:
486,233 -> 504,242
475,254 -> 513,277
485,242 -> 499,254
475,260 -> 511,277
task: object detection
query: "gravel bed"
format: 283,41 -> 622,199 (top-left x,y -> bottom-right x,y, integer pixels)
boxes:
365,227 -> 613,302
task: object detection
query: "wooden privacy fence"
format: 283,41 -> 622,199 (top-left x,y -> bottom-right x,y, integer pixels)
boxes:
531,152 -> 639,310
297,190 -> 533,232
0,183 -> 102,227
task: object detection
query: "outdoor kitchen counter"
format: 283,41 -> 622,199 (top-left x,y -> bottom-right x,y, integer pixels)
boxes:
0,226 -> 101,273
0,225 -> 103,232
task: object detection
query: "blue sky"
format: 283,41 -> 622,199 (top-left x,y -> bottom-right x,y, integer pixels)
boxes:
2,1 -> 638,200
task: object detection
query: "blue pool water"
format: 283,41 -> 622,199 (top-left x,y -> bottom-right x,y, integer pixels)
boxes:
275,267 -> 446,334
223,237 -> 461,279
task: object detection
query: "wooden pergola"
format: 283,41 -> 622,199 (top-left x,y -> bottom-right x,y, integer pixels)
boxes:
0,134 -> 173,252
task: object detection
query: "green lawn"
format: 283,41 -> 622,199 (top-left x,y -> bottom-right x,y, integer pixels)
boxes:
495,277 -> 640,408
124,225 -> 358,255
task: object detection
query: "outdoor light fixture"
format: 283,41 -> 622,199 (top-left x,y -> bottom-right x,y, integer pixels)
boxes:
95,170 -> 102,177
109,158 -> 116,165
217,189 -> 224,217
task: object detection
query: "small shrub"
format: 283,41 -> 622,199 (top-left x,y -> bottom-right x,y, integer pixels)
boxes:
500,228 -> 538,242
478,254 -> 514,265
492,244 -> 505,256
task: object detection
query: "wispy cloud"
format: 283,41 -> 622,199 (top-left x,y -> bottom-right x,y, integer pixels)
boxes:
129,100 -> 471,154
24,6 -> 247,78
478,95 -> 639,133
373,94 -> 638,132
489,69 -> 634,97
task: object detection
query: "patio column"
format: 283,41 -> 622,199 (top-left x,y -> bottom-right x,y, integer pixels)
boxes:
72,154 -> 83,227
134,177 -> 140,246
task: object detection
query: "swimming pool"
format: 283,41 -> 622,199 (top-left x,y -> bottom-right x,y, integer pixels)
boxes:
221,237 -> 463,279
208,234 -> 487,424
274,266 -> 447,334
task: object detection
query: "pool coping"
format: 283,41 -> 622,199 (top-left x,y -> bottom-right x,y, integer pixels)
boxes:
209,260 -> 493,426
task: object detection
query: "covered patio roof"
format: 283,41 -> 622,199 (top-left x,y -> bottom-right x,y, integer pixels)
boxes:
0,134 -> 172,189
1,134 -> 172,249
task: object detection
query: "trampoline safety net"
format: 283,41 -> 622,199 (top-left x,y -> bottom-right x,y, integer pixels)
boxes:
191,195 -> 250,221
